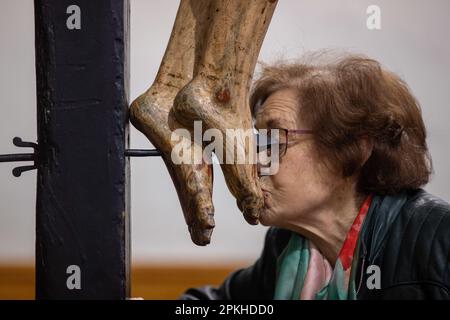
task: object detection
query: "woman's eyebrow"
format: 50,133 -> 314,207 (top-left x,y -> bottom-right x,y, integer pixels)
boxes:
266,118 -> 285,128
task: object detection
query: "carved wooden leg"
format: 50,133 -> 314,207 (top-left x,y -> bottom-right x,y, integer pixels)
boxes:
173,0 -> 278,224
130,0 -> 215,245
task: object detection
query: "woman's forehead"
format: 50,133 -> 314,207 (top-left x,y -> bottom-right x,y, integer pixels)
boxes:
254,88 -> 301,128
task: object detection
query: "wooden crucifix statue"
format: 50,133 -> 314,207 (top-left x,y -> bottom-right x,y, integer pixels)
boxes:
130,0 -> 278,245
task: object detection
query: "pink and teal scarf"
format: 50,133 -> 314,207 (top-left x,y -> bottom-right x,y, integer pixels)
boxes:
274,194 -> 374,300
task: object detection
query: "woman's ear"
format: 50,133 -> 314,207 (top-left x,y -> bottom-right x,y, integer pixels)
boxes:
359,136 -> 374,166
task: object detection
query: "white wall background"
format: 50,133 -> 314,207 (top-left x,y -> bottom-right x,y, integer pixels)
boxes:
0,0 -> 449,265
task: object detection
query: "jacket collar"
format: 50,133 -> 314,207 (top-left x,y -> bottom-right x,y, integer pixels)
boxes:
359,190 -> 410,262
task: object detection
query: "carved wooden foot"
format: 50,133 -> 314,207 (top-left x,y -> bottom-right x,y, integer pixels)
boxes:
173,0 -> 278,225
130,0 -> 215,245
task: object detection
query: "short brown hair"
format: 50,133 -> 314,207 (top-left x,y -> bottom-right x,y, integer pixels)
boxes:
250,53 -> 432,194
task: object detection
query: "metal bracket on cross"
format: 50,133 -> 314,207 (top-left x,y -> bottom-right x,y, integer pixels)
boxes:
0,136 -> 161,178
0,137 -> 38,177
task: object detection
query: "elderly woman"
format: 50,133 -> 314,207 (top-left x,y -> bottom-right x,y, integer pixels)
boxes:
181,54 -> 450,300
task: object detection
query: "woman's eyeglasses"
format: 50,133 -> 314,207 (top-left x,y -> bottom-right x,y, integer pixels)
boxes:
255,128 -> 313,176
255,128 -> 314,159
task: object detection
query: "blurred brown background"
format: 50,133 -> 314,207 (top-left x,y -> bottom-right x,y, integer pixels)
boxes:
0,264 -> 245,299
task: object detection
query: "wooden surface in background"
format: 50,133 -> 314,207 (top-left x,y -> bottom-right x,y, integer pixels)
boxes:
0,266 -> 34,300
0,264 -> 245,300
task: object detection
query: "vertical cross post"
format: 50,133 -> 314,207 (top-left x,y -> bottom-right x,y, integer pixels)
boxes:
34,0 -> 130,299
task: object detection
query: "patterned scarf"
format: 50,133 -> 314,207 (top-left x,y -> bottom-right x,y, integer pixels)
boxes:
274,194 -> 374,300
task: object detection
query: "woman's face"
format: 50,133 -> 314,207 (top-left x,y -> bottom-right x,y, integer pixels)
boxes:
254,88 -> 354,228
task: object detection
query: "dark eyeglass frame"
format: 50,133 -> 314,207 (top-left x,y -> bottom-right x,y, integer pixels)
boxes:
256,128 -> 314,159
278,128 -> 314,158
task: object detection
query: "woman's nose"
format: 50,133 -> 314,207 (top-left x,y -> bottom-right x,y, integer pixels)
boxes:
257,162 -> 262,177
257,162 -> 271,177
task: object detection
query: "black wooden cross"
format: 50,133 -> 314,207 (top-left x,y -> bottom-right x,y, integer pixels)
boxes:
0,0 -> 161,299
